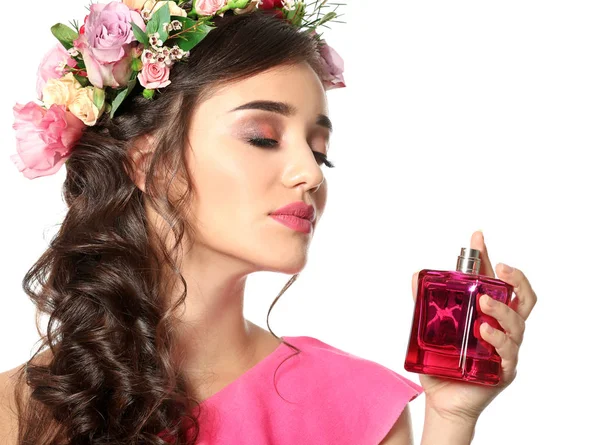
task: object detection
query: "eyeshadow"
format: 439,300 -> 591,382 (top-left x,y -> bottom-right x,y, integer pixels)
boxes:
233,115 -> 281,139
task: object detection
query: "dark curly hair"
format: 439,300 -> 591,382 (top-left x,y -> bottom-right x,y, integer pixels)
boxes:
11,9 -> 325,444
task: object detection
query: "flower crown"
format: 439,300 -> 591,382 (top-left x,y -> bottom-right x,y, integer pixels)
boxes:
10,0 -> 345,180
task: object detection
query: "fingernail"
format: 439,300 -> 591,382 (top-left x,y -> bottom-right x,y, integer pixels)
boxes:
481,294 -> 493,305
482,322 -> 495,334
499,263 -> 514,274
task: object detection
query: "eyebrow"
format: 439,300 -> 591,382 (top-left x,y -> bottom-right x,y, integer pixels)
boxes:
229,100 -> 333,132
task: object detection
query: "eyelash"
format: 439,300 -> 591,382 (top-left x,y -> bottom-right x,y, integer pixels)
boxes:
247,137 -> 335,168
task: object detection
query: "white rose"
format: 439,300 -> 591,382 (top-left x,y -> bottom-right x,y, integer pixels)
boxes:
123,0 -> 154,10
68,87 -> 101,126
42,73 -> 82,109
143,0 -> 188,17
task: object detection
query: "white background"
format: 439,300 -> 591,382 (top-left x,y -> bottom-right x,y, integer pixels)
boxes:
1,1 -> 598,443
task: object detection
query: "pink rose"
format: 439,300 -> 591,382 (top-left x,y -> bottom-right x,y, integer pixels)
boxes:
74,36 -> 135,89
318,41 -> 345,91
84,1 -> 142,63
195,0 -> 226,15
138,62 -> 171,89
11,102 -> 85,179
75,1 -> 145,88
36,43 -> 78,100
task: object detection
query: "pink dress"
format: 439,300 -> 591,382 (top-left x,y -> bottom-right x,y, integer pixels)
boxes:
173,335 -> 424,444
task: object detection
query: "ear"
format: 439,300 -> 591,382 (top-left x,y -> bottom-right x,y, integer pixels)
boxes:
128,134 -> 155,193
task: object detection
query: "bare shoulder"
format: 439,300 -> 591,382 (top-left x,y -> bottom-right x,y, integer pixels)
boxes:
378,403 -> 415,445
0,348 -> 54,445
0,363 -> 24,445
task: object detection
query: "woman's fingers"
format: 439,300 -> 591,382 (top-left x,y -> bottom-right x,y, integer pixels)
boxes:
479,294 -> 526,346
412,271 -> 418,303
495,263 -> 538,321
470,230 -> 495,278
479,319 -> 519,383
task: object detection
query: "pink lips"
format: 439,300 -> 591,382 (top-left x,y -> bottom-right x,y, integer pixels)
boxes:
269,201 -> 315,234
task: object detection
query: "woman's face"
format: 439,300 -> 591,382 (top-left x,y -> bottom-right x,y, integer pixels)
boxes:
184,61 -> 331,275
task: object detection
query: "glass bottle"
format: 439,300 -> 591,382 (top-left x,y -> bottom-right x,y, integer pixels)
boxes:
404,247 -> 514,385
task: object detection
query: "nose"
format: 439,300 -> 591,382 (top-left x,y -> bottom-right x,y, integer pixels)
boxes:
281,143 -> 325,194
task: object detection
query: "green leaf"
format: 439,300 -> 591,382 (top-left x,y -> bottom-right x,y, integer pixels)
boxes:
284,2 -> 308,27
230,0 -> 251,8
171,17 -> 213,52
73,74 -> 89,87
51,23 -> 79,50
110,79 -> 137,118
315,11 -> 337,27
146,2 -> 171,42
131,21 -> 149,47
93,87 -> 105,111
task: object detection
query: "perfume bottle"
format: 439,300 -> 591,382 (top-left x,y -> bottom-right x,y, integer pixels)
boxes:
404,247 -> 514,385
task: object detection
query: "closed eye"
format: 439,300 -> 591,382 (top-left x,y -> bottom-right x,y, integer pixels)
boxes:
247,137 -> 335,168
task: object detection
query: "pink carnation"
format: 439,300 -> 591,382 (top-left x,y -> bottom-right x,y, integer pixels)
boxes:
36,43 -> 78,100
195,0 -> 227,15
11,102 -> 85,179
319,41 -> 345,91
138,62 -> 171,89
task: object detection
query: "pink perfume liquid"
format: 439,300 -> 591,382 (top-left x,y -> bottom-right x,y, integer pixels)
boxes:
404,248 -> 513,385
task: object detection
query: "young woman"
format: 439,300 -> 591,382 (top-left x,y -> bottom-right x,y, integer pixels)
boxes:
0,2 -> 537,444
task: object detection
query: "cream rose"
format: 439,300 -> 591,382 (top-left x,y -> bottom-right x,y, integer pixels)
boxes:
139,0 -> 187,17
42,73 -> 82,109
68,87 -> 101,126
158,1 -> 187,16
123,0 -> 151,9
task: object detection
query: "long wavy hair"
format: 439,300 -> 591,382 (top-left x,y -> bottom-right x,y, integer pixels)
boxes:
11,10 -> 325,444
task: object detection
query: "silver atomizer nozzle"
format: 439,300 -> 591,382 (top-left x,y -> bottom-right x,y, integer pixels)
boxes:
456,247 -> 481,274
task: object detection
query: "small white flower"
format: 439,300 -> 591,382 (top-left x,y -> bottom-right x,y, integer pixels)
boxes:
154,46 -> 175,66
171,20 -> 183,31
67,47 -> 80,57
170,45 -> 184,60
156,53 -> 169,66
149,32 -> 164,48
142,49 -> 157,63
141,8 -> 152,21
164,22 -> 173,32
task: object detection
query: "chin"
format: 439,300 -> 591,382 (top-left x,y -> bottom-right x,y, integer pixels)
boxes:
259,255 -> 309,275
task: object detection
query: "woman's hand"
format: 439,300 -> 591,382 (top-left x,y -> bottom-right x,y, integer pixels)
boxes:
411,230 -> 537,423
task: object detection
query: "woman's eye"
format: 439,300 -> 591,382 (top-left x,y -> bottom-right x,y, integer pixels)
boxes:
247,137 -> 278,148
247,137 -> 335,168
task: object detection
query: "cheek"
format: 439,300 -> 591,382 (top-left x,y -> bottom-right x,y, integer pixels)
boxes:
187,140 -> 272,230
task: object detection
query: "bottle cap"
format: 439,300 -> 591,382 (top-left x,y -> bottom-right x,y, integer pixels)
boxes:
456,247 -> 481,274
